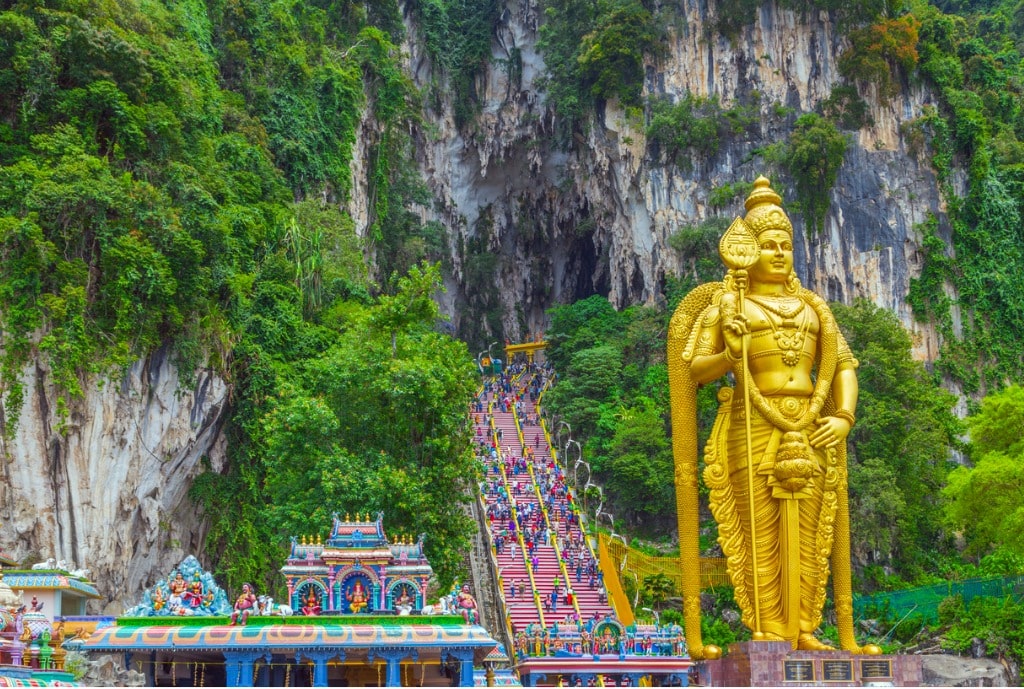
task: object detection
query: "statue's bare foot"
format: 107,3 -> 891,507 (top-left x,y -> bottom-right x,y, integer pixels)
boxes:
753,631 -> 787,642
797,634 -> 834,651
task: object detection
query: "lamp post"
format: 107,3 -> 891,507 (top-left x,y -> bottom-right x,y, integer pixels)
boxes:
641,607 -> 660,626
555,421 -> 571,459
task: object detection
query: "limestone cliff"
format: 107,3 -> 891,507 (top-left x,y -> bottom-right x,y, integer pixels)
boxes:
402,0 -> 947,361
0,349 -> 228,614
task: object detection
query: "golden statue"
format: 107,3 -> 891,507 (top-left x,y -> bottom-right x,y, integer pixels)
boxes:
669,177 -> 880,658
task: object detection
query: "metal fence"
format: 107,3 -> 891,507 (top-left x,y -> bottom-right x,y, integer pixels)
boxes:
853,575 -> 1024,623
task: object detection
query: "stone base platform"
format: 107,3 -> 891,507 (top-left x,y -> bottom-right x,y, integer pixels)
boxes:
694,641 -> 923,686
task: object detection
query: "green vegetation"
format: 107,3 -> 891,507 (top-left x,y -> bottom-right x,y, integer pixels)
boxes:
191,264 -> 478,590
941,595 -> 1024,663
713,0 -> 900,38
839,14 -> 922,98
646,95 -> 759,170
944,385 -> 1024,557
781,113 -> 850,234
543,296 -> 682,532
822,85 -> 874,130
537,0 -> 661,134
832,299 -> 962,588
406,0 -> 502,127
901,0 -> 1024,392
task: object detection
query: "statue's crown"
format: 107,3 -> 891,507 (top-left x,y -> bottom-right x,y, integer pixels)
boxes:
744,176 -> 792,238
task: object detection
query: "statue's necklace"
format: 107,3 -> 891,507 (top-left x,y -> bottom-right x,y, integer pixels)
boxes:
749,296 -> 809,367
747,294 -> 803,319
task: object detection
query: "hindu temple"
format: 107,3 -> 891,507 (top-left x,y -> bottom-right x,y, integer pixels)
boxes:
82,513 -> 515,686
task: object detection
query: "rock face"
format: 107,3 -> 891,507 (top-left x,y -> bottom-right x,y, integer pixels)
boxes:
921,654 -> 1014,687
72,652 -> 146,687
401,0 -> 947,360
0,348 -> 228,614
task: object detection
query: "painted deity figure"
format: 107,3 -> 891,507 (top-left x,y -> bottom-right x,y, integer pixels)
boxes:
168,571 -> 187,608
301,588 -> 321,616
152,587 -> 166,612
456,584 -> 479,624
183,573 -> 204,608
347,579 -> 368,614
670,177 -> 881,658
230,583 -> 257,625
394,588 -> 414,616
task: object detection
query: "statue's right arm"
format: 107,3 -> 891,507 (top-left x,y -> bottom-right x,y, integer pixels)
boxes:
688,306 -> 734,384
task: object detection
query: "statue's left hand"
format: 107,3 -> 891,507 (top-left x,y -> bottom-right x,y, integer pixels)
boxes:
809,416 -> 852,448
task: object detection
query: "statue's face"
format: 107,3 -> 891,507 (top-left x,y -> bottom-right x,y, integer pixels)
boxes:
750,229 -> 793,284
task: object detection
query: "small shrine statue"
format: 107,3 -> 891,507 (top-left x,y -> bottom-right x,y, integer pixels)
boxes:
394,588 -> 414,616
301,588 -> 321,616
168,571 -> 187,608
183,573 -> 205,608
456,584 -> 479,624
152,587 -> 166,612
347,579 -> 368,614
29,596 -> 43,612
230,583 -> 257,626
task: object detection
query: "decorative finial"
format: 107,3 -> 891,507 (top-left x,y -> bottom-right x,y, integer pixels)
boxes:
345,513 -> 351,522
316,534 -> 322,546
744,176 -> 782,212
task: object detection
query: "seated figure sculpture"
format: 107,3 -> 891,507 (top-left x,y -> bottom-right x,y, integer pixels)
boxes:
230,583 -> 257,626
347,579 -> 368,614
456,584 -> 479,624
394,588 -> 414,616
670,177 -> 882,658
301,588 -> 322,616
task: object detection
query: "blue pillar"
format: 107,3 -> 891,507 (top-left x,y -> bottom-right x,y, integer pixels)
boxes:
223,657 -> 242,687
296,650 -> 339,688
446,648 -> 475,687
224,651 -> 270,688
372,648 -> 416,687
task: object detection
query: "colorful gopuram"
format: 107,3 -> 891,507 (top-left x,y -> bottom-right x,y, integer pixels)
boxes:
82,513 -> 516,687
281,512 -> 432,616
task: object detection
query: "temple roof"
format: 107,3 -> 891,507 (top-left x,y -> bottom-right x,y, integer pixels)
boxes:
83,622 -> 499,652
0,573 -> 100,598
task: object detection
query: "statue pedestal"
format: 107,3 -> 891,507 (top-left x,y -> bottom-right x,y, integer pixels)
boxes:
696,641 -> 923,687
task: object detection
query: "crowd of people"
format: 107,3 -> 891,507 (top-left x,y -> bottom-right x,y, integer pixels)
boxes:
476,363 -> 608,633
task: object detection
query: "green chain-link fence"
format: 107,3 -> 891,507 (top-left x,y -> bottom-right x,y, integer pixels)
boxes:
853,575 -> 1024,623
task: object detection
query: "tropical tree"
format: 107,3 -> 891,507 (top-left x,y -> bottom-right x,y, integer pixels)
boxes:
943,385 -> 1024,558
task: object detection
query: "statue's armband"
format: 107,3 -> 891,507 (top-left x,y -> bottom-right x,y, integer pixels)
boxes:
836,331 -> 858,371
683,304 -> 721,362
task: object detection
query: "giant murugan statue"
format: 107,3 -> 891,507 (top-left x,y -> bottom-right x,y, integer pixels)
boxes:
669,177 -> 880,659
